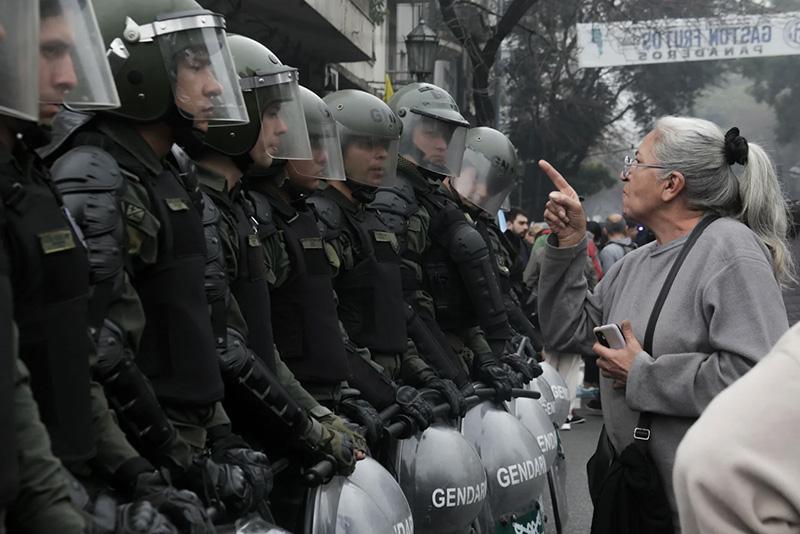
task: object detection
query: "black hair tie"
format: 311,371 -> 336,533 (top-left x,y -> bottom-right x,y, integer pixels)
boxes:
724,127 -> 748,166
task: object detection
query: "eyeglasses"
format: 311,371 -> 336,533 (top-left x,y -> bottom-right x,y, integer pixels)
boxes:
622,155 -> 667,180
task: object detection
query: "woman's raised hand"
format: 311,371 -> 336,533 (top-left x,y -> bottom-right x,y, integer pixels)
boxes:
540,159 -> 587,248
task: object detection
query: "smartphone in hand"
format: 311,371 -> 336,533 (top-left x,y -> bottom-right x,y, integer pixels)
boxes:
593,324 -> 625,349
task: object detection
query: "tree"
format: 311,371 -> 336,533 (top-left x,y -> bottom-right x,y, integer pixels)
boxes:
438,0 -> 538,126
503,0 -> 758,218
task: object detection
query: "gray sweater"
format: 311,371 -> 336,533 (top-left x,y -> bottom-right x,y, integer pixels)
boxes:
538,217 -> 788,514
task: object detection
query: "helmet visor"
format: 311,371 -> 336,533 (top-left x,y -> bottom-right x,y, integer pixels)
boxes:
398,110 -> 467,176
0,0 -> 39,121
339,123 -> 399,187
251,73 -> 312,160
156,15 -> 248,129
452,146 -> 515,214
287,98 -> 345,181
38,0 -> 120,113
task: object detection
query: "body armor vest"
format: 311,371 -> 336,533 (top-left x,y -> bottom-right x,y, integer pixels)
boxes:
134,165 -> 224,405
251,185 -> 349,385
64,124 -> 225,406
0,147 -> 94,462
312,188 -> 407,355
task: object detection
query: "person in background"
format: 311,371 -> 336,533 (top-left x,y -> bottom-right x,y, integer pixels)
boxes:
783,200 -> 800,325
599,213 -> 636,273
505,207 -> 532,267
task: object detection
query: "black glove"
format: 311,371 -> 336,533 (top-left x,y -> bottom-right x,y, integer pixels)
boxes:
424,377 -> 467,418
211,447 -> 273,506
510,333 -> 541,363
500,352 -> 541,382
115,500 -> 178,534
339,397 -> 386,447
181,455 -> 254,521
132,471 -> 213,533
393,385 -> 434,435
478,363 -> 516,402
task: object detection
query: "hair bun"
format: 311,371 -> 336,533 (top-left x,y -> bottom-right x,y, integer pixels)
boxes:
724,127 -> 748,166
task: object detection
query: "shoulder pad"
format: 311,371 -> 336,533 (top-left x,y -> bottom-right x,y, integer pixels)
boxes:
200,191 -> 220,226
50,145 -> 124,194
307,194 -> 342,234
371,176 -> 418,219
37,110 -> 95,160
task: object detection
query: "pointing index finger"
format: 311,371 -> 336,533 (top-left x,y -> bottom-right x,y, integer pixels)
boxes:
539,159 -> 577,198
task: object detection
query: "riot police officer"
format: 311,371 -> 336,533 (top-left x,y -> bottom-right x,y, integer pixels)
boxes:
370,83 -> 526,398
41,0 -> 270,521
187,35 -> 362,476
307,88 -> 453,431
2,1 -> 206,532
448,127 -> 543,363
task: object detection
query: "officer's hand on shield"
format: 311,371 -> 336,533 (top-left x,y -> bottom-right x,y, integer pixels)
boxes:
339,397 -> 387,448
478,362 -> 516,402
181,455 -> 256,522
115,499 -> 178,534
317,412 -> 368,460
211,447 -> 274,506
298,416 -> 358,476
131,470 -> 213,533
393,385 -> 435,436
424,377 -> 467,418
500,352 -> 541,382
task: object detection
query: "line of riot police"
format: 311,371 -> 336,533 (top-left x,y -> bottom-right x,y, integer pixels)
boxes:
0,1 -> 573,533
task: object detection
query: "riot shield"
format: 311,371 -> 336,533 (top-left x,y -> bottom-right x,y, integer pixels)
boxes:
537,363 -> 570,427
391,423 -> 487,534
461,401 -> 547,532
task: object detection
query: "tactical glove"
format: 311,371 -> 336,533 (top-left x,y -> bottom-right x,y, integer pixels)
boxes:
298,416 -> 357,476
393,385 -> 434,435
424,377 -> 467,418
500,352 -> 541,382
317,412 -> 368,454
211,447 -> 273,506
131,471 -> 213,533
478,363 -> 517,402
114,500 -> 178,534
181,455 -> 255,521
339,397 -> 386,448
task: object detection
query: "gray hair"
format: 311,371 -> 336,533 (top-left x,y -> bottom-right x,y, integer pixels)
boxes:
651,116 -> 794,285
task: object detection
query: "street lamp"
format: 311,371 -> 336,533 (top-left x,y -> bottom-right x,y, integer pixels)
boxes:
405,19 -> 439,82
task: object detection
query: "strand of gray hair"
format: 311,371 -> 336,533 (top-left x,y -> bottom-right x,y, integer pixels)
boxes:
651,115 -> 795,285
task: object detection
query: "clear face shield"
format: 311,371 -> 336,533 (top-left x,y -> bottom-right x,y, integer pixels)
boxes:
137,12 -> 247,130
398,110 -> 468,176
0,0 -> 39,122
339,123 -> 399,188
287,97 -> 345,183
451,146 -> 515,214
38,0 -> 120,119
248,72 -> 312,162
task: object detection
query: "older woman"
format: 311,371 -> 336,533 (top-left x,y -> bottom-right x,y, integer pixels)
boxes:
537,116 -> 791,521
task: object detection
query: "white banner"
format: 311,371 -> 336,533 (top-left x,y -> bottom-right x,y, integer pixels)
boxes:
577,12 -> 800,68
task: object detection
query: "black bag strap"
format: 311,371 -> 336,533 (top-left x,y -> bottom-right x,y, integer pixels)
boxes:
635,214 -> 720,440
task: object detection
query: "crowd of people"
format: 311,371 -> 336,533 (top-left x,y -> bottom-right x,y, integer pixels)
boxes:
2,1 -> 800,533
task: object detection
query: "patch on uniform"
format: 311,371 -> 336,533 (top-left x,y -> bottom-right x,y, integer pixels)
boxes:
463,212 -> 474,224
323,242 -> 340,270
124,203 -> 146,224
373,231 -> 399,252
38,228 -> 76,254
301,237 -> 324,250
248,234 -> 261,247
165,198 -> 189,211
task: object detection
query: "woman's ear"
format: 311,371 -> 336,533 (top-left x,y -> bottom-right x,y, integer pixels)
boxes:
661,171 -> 686,202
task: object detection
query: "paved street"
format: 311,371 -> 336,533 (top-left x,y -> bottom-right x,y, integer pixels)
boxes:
549,409 -> 604,534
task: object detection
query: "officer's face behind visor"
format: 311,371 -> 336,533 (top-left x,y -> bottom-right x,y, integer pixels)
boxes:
38,0 -> 121,125
399,111 -> 467,176
0,1 -> 39,123
248,80 -> 312,167
158,17 -> 248,131
341,132 -> 399,187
